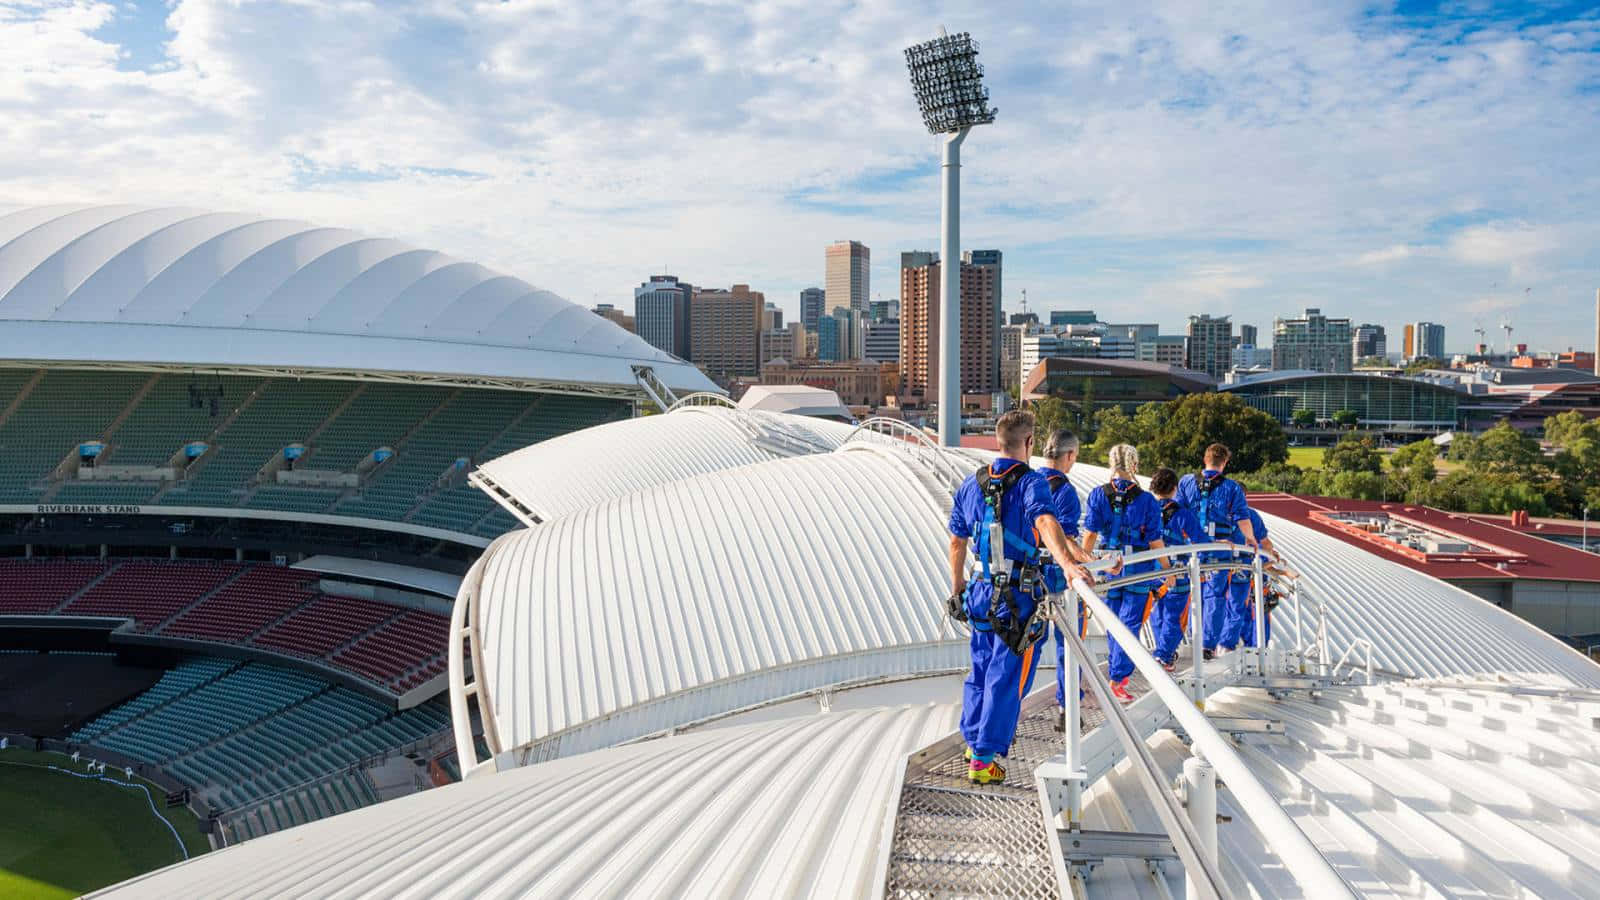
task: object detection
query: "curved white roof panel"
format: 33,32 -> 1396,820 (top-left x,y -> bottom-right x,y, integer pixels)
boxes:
470,443 -> 967,762
95,703 -> 959,899
0,205 -> 716,393
472,405 -> 857,522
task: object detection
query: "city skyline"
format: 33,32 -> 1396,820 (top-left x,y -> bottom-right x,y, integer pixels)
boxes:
3,3 -> 1597,351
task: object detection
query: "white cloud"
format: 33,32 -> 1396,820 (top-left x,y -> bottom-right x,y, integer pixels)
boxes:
0,0 -> 1597,350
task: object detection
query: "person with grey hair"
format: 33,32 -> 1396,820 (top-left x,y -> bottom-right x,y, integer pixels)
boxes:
1080,443 -> 1168,703
1034,429 -> 1093,725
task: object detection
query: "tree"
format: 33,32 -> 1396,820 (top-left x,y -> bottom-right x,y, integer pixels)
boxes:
1140,393 -> 1288,474
1388,438 -> 1438,498
1404,356 -> 1446,374
1331,408 -> 1359,428
1464,421 -> 1541,475
1355,355 -> 1390,368
1079,378 -> 1096,425
1238,462 -> 1307,494
1031,396 -> 1082,449
1544,411 -> 1598,449
1085,406 -> 1139,465
1321,470 -> 1386,501
1323,434 -> 1382,474
1290,408 -> 1316,428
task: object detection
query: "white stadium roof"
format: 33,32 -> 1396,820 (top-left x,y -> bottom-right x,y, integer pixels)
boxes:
95,411 -> 1600,898
93,703 -> 959,899
470,403 -> 857,523
0,205 -> 716,395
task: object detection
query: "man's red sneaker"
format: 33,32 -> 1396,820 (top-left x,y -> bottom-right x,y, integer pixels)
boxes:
1110,679 -> 1135,704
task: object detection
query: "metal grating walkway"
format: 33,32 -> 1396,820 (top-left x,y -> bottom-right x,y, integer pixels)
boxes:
885,666 -> 1153,898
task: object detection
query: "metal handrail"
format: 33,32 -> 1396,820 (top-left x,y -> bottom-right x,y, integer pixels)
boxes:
1330,638 -> 1375,685
665,392 -> 738,412
1050,600 -> 1228,900
841,416 -> 971,491
1066,572 -> 1356,898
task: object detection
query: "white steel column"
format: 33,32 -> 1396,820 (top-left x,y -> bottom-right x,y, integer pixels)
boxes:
937,127 -> 970,447
1188,553 -> 1205,708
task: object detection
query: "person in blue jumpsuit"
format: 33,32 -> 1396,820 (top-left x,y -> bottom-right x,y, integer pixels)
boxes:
1147,467 -> 1204,670
1174,443 -> 1260,659
948,410 -> 1090,785
1034,430 -> 1095,724
1080,444 -> 1168,704
1220,508 -> 1280,650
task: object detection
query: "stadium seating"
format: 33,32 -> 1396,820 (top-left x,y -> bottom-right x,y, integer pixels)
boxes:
333,608 -> 451,691
0,559 -> 108,614
0,367 -> 628,533
68,656 -> 452,842
160,566 -> 319,643
62,560 -> 241,630
251,593 -> 400,659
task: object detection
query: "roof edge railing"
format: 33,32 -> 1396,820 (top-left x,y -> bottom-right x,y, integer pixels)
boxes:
1051,544 -> 1356,898
841,417 -> 971,494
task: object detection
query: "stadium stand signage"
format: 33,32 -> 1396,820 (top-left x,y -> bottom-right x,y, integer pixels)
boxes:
36,504 -> 143,515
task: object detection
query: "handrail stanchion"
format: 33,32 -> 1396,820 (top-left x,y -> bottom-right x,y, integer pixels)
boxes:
1187,552 -> 1204,709
1318,590 -> 1330,678
1069,576 -> 1355,898
1060,593 -> 1084,826
1252,554 -> 1267,676
1292,581 -> 1304,674
1183,748 -> 1218,900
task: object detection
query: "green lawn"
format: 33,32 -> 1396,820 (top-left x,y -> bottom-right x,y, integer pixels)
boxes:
0,749 -> 209,898
1286,446 -> 1324,469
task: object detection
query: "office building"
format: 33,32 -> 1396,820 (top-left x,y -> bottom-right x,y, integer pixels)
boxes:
1273,308 -> 1353,373
868,298 -> 899,322
1105,323 -> 1159,346
963,250 -> 1004,389
1352,323 -> 1387,361
634,275 -> 693,357
1411,322 -> 1445,361
800,287 -> 825,334
817,314 -> 842,363
1009,311 -> 1039,327
689,284 -> 764,380
1000,324 -> 1025,392
899,251 -> 1001,402
763,303 -> 783,331
1137,335 -> 1187,366
864,319 -> 900,364
1231,344 -> 1273,369
1238,324 -> 1258,348
761,322 -> 806,365
1403,323 -> 1416,360
592,303 -> 635,333
1186,314 -> 1234,379
1021,357 -> 1216,414
757,360 -> 895,407
826,240 -> 870,315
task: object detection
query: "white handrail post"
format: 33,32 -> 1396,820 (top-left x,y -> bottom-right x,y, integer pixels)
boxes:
1318,591 -> 1330,678
1252,553 -> 1267,676
1187,552 -> 1204,708
1064,594 -> 1083,825
1292,582 -> 1304,674
1183,749 -> 1218,900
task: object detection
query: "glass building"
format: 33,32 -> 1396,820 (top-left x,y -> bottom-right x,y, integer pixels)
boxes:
1222,373 -> 1463,430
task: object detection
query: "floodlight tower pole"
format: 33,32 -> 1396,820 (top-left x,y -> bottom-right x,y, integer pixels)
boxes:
938,127 -> 970,447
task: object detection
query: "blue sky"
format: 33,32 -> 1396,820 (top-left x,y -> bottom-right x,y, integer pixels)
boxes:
2,0 -> 1597,353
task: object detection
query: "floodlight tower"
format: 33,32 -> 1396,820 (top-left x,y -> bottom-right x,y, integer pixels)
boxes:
905,29 -> 997,446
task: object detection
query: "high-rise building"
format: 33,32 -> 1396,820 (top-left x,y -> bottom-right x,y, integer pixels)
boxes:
634,275 -> 693,358
864,319 -> 900,364
1105,323 -> 1159,346
816,314 -> 840,362
1137,335 -> 1188,366
899,251 -> 1001,403
1019,332 -> 1098,387
1186,314 -> 1234,379
1412,322 -> 1445,360
825,240 -> 870,315
1272,308 -> 1352,373
1352,323 -> 1387,361
826,306 -> 866,362
1000,324 -> 1025,393
963,250 -> 1004,389
689,284 -> 764,380
800,287 -> 825,333
763,303 -> 783,331
1231,345 -> 1273,369
868,298 -> 899,322
1009,311 -> 1040,327
592,303 -> 635,333
1238,324 -> 1258,348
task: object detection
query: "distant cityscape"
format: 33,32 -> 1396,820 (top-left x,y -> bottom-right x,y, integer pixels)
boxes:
593,241 -> 1600,436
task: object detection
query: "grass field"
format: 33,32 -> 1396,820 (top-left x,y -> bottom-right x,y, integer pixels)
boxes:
1285,446 -> 1325,468
0,748 -> 209,899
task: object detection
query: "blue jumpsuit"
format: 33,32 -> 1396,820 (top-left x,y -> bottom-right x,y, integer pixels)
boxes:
1152,500 -> 1204,664
1221,509 -> 1272,649
1083,481 -> 1164,683
1035,466 -> 1082,707
950,459 -> 1057,761
1175,470 -> 1250,652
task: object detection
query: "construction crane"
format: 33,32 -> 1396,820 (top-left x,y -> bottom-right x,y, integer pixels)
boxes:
1473,322 -> 1487,353
1501,317 -> 1515,355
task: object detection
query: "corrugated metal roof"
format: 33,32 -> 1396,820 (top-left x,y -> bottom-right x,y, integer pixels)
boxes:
0,205 -> 715,392
471,405 -> 856,522
92,703 -> 959,899
470,444 -> 967,762
1078,677 -> 1600,898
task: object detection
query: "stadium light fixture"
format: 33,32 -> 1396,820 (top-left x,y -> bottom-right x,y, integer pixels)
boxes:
905,29 -> 996,447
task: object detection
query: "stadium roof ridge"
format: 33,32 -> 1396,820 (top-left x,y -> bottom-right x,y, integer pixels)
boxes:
0,205 -> 716,397
1249,493 -> 1600,585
